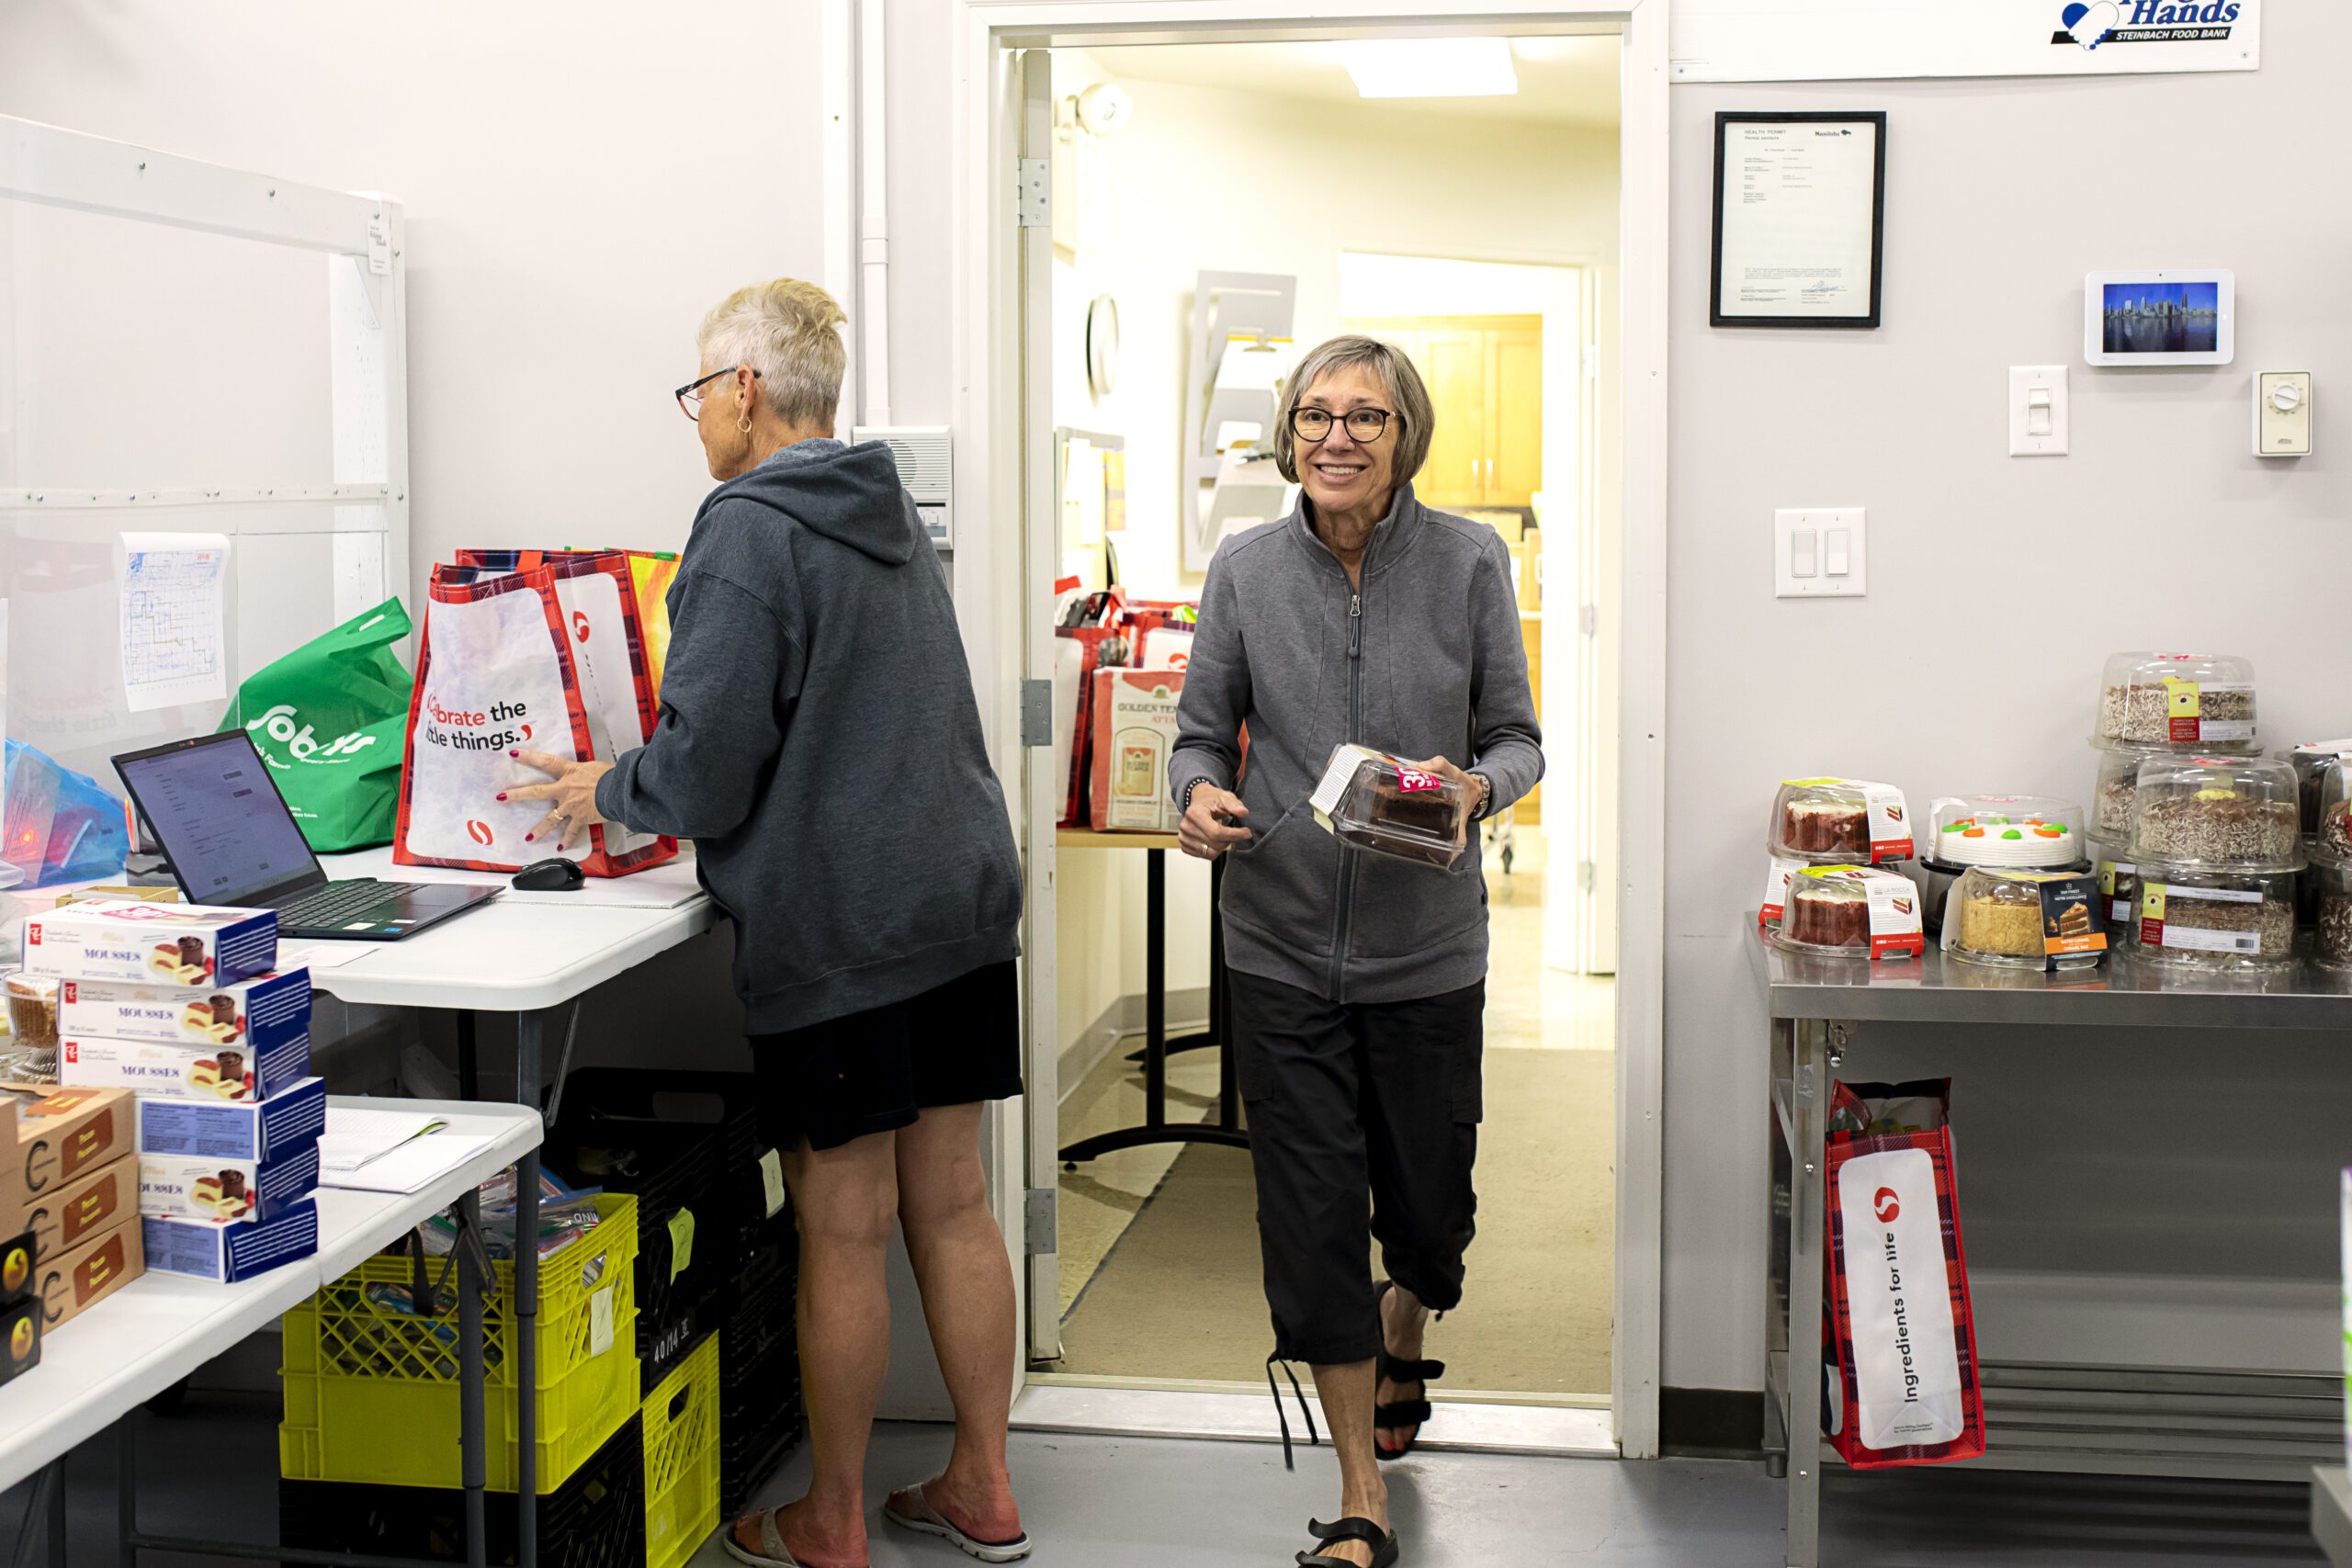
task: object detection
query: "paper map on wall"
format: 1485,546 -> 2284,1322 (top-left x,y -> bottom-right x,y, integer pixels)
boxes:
119,532 -> 231,711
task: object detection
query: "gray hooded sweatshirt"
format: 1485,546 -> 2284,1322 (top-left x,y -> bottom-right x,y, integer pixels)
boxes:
597,438 -> 1023,1033
1167,484 -> 1542,1004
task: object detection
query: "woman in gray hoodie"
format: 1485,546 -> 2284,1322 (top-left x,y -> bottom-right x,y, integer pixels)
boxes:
1170,335 -> 1541,1568
509,279 -> 1030,1568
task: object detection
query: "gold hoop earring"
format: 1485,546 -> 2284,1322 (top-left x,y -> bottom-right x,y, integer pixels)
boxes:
737,415 -> 752,434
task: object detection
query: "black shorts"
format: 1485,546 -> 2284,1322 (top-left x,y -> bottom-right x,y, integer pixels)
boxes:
751,960 -> 1023,1152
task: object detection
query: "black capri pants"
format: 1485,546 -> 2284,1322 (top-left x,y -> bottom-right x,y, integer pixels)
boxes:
1230,968 -> 1484,1368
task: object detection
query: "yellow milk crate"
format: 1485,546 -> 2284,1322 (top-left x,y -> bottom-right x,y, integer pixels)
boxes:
280,1192 -> 640,1494
643,1331 -> 721,1568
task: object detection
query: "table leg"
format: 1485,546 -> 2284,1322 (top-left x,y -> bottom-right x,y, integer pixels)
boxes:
458,1011 -> 480,1101
1210,857 -> 1238,1133
42,1456 -> 62,1568
1145,847 -> 1168,1124
513,1008 -> 543,1568
117,1420 -> 134,1567
1785,1017 -> 1828,1568
457,1187 -> 489,1568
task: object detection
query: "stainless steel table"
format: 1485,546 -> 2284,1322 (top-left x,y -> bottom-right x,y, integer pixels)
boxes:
1752,928 -> 2352,1568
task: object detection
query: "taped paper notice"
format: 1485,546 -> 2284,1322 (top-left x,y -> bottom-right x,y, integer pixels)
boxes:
759,1148 -> 786,1219
119,533 -> 230,712
588,1285 -> 616,1356
666,1207 -> 695,1284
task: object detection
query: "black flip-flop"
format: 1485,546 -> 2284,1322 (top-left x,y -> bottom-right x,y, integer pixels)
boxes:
1374,1280 -> 1443,1462
1295,1516 -> 1400,1567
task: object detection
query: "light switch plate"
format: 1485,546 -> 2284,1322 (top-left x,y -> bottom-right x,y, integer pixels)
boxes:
2008,366 -> 2070,457
2254,372 -> 2312,457
1776,508 -> 1866,598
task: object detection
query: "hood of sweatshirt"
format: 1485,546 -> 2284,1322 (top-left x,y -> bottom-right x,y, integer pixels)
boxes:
714,437 -> 919,566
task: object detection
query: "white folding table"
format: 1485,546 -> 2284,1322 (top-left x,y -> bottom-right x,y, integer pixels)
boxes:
289,848 -> 717,1567
3,1099 -> 543,1568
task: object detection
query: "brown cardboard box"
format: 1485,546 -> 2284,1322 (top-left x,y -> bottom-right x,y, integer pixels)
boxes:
7,1152 -> 135,1264
37,1213 -> 141,1331
3,1083 -> 133,1199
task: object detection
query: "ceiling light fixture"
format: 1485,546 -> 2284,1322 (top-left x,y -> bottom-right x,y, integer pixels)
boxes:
1339,37 -> 1518,99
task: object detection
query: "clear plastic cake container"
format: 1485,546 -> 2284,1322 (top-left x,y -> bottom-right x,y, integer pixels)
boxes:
1942,866 -> 2104,971
1308,744 -> 1470,869
2086,834 -> 2141,931
1925,795 -> 2084,870
2123,754 -> 2303,873
2305,756 -> 2352,866
2310,860 -> 2352,971
2278,740 -> 2352,836
1770,866 -> 1925,961
2095,651 -> 2259,749
2093,744 -> 2167,840
1767,778 -> 1914,864
2119,862 -> 2298,969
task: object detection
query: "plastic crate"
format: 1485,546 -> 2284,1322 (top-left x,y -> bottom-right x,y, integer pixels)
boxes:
553,1068 -> 782,1258
279,1413 -> 647,1568
280,1192 -> 641,1494
717,1240 -> 806,1517
642,1332 -> 720,1568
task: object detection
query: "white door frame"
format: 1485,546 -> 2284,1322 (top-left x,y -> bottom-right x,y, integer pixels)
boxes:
947,0 -> 1669,1459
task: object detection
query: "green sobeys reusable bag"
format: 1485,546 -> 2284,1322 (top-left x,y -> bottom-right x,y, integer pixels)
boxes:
221,597 -> 413,852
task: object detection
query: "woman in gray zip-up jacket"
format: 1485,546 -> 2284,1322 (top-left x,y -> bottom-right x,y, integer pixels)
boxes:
1168,335 -> 1540,1568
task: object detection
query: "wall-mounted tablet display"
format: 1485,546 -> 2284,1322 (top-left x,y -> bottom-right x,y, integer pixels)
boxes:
2083,269 -> 2234,367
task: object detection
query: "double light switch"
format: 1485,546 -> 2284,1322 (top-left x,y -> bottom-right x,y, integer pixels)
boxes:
1776,508 -> 1866,598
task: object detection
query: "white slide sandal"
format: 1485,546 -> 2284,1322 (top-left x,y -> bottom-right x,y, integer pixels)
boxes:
883,1483 -> 1034,1562
721,1507 -> 827,1568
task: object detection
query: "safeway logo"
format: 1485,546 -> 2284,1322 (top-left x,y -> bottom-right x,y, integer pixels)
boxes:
466,820 -> 494,847
572,611 -> 591,643
1872,1188 -> 1902,1224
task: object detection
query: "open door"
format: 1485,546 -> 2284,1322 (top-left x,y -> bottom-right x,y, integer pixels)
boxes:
1014,46 -> 1064,1366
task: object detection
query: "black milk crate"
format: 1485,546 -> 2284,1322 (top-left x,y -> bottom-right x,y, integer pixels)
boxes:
717,1239 -> 806,1517
551,1071 -> 759,1394
554,1069 -> 783,1262
279,1413 -> 646,1568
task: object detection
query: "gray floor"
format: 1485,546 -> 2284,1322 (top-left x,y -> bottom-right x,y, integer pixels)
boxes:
6,1383 -> 2322,1566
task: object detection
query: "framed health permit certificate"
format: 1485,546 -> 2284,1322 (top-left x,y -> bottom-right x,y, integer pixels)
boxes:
1711,111 -> 1886,329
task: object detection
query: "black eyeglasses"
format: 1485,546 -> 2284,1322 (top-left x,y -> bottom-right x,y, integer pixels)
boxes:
1291,406 -> 1395,444
675,365 -> 762,421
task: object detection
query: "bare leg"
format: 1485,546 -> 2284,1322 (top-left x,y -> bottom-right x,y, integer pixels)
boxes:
1306,1359 -> 1385,1567
735,1130 -> 899,1568
889,1103 -> 1023,1543
1374,1282 -> 1431,1453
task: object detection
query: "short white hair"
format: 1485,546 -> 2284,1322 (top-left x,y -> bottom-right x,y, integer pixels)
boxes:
696,278 -> 847,428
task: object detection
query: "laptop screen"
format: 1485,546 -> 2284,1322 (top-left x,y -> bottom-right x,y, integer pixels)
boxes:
115,731 -> 326,908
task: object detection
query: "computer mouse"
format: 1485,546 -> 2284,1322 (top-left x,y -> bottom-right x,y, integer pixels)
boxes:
512,857 -> 587,892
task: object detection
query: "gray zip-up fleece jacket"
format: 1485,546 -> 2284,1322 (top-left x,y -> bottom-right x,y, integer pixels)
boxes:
1167,484 -> 1542,1004
597,439 -> 1022,1033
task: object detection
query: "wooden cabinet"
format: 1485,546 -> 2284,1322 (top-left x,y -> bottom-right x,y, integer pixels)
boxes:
1350,314 -> 1542,511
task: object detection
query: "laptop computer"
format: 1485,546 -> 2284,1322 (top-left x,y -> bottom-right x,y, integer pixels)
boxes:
113,730 -> 500,941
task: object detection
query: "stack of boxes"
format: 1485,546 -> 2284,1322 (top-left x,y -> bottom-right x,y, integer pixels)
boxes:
0,1078 -> 143,1361
21,898 -> 323,1281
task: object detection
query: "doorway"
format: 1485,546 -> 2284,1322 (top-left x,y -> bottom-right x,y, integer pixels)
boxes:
945,0 -> 1670,1458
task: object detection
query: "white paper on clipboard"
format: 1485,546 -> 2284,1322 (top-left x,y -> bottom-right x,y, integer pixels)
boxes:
119,532 -> 231,712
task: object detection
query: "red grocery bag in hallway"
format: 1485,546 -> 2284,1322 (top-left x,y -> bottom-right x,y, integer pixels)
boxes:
1821,1078 -> 1985,1469
393,555 -> 676,877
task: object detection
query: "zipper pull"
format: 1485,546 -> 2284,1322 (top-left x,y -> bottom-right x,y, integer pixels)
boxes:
1349,593 -> 1361,658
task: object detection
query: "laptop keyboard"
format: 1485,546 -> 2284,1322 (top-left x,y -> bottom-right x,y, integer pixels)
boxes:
277,879 -> 412,928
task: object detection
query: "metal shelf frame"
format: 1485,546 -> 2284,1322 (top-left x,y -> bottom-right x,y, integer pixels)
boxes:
1752,930 -> 2352,1568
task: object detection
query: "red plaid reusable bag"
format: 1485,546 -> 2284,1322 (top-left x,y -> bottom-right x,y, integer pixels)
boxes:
1821,1078 -> 1986,1469
394,555 -> 675,877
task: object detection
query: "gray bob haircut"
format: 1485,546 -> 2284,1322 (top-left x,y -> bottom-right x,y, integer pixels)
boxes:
1272,334 -> 1434,487
696,277 -> 848,429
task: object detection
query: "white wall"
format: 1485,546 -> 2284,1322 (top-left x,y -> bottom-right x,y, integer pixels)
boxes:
1665,26 -> 2352,1393
0,0 -> 828,609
